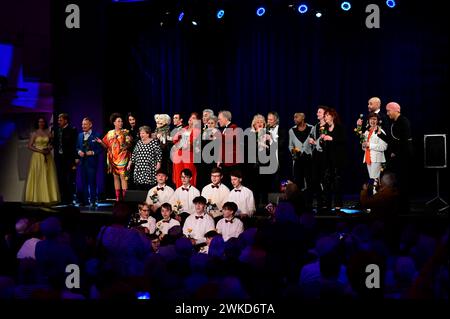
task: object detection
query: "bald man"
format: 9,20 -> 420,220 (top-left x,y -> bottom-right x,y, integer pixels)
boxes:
357,97 -> 390,142
385,102 -> 413,208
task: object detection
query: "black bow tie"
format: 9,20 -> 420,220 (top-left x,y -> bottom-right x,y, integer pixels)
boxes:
182,187 -> 189,191
234,189 -> 241,192
211,185 -> 220,189
162,219 -> 170,223
195,215 -> 204,219
225,219 -> 233,223
157,187 -> 164,191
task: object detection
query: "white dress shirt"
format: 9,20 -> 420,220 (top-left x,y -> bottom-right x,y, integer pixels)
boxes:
226,185 -> 256,217
146,184 -> 175,207
182,212 -> 215,244
138,216 -> 156,234
170,185 -> 201,214
156,218 -> 180,236
216,217 -> 244,241
201,183 -> 230,210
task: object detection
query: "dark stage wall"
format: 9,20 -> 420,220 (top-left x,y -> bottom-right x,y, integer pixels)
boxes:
53,0 -> 449,197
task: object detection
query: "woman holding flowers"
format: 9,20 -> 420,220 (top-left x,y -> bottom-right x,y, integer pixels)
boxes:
321,108 -> 347,211
361,112 -> 388,188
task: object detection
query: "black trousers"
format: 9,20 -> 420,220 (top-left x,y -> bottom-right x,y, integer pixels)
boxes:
311,151 -> 326,208
323,166 -> 343,208
293,154 -> 313,208
55,156 -> 76,204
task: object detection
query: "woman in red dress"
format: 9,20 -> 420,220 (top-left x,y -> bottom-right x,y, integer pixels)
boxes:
171,112 -> 201,188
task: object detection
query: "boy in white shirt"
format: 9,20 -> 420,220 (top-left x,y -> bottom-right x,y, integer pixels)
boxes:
201,167 -> 230,211
135,202 -> 156,234
146,169 -> 175,212
182,196 -> 215,245
226,170 -> 256,217
216,201 -> 244,241
155,202 -> 180,239
170,168 -> 200,216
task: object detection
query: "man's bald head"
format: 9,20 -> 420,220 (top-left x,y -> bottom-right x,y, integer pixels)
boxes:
368,97 -> 381,112
386,102 -> 401,120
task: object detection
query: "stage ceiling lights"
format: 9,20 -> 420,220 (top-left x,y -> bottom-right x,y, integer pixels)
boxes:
216,9 -> 225,19
340,1 -> 351,11
386,0 -> 396,8
297,3 -> 308,14
178,11 -> 184,22
256,7 -> 266,17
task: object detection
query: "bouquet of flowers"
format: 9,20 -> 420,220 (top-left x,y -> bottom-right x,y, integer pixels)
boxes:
291,147 -> 301,161
186,228 -> 193,239
354,114 -> 366,144
150,190 -> 159,204
173,200 -> 183,215
155,221 -> 163,237
319,126 -> 328,145
206,198 -> 218,214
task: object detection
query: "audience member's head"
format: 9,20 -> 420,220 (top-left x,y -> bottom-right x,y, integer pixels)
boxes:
40,217 -> 62,239
112,202 -> 131,226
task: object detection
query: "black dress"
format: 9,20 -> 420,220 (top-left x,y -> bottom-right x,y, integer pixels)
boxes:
322,123 -> 347,208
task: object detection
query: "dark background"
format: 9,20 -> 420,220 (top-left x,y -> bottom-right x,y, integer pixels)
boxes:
49,0 -> 449,198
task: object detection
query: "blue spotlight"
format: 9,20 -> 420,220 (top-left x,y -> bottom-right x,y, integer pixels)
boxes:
386,0 -> 396,8
341,1 -> 351,11
178,11 -> 184,22
256,7 -> 266,17
216,9 -> 225,19
297,4 -> 308,14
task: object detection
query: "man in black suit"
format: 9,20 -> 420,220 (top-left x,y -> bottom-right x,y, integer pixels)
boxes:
385,102 -> 413,210
53,113 -> 78,205
266,111 -> 288,192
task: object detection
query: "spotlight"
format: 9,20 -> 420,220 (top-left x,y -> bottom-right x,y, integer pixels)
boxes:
256,7 -> 266,17
178,12 -> 184,22
297,4 -> 308,14
315,11 -> 322,18
216,9 -> 225,19
192,20 -> 198,26
386,0 -> 396,8
340,1 -> 351,11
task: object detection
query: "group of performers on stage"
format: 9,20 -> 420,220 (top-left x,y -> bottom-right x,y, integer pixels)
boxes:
24,97 -> 413,219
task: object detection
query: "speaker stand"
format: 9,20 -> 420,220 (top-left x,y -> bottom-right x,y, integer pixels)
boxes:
426,170 -> 449,213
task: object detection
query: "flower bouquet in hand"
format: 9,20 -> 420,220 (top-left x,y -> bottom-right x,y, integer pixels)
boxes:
206,198 -> 220,217
291,147 -> 301,161
319,126 -> 328,145
155,222 -> 163,237
173,200 -> 183,215
150,190 -> 159,204
354,114 -> 366,144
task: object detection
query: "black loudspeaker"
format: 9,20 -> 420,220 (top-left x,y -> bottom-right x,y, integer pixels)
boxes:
123,190 -> 148,203
424,134 -> 447,168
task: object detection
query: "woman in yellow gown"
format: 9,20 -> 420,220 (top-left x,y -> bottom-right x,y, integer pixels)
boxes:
24,117 -> 60,205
